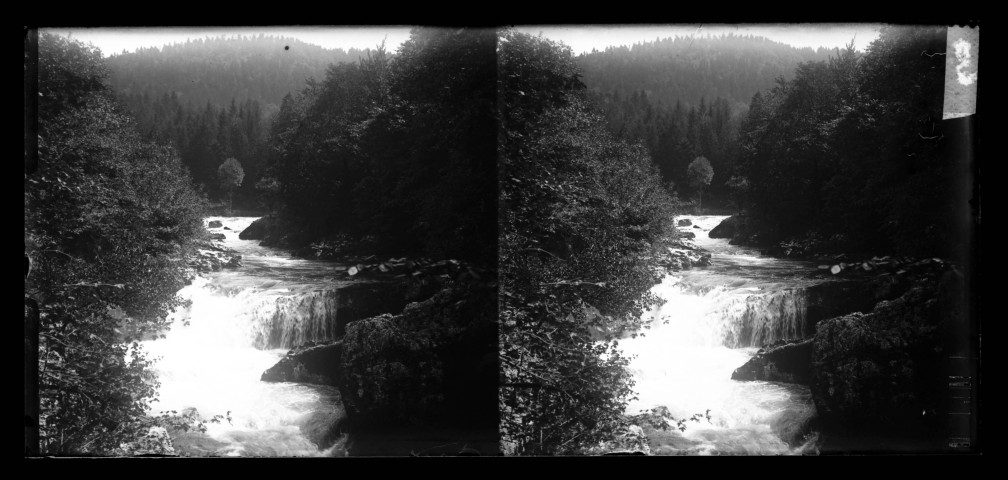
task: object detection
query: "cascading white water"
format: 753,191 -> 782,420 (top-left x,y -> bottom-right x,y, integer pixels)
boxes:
139,217 -> 349,457
618,215 -> 821,455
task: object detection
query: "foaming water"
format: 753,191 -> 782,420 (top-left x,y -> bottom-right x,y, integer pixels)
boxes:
619,215 -> 821,455
140,217 -> 348,457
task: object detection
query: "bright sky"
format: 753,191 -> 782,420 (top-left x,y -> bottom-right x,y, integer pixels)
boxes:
45,26 -> 416,57
517,24 -> 884,54
46,24 -> 883,59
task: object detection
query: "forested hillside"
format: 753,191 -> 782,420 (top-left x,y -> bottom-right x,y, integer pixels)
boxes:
118,93 -> 270,207
574,35 -> 836,209
577,34 -> 835,109
101,36 -> 372,208
106,35 -> 368,111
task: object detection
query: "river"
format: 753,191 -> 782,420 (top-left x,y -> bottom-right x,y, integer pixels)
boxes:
140,217 -> 350,457
618,215 -> 827,455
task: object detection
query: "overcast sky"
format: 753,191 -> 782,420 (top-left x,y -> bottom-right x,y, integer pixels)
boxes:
517,24 -> 884,54
47,24 -> 884,58
46,27 -> 416,57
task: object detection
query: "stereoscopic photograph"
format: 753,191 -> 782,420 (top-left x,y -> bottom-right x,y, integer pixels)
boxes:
24,23 -> 979,457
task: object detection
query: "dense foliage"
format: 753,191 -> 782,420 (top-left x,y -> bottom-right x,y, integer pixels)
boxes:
576,35 -> 847,210
106,35 -> 367,110
26,33 -> 208,455
263,28 -> 497,265
736,26 -> 959,258
118,93 -> 270,208
590,93 -> 743,209
498,31 -> 683,455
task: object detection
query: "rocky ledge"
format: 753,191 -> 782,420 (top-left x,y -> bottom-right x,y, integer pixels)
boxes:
261,341 -> 344,385
810,270 -> 963,436
731,339 -> 813,384
656,237 -> 712,273
186,238 -> 241,277
261,277 -> 498,437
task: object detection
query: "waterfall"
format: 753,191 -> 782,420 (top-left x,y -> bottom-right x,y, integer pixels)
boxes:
138,217 -> 349,457
616,215 -> 820,455
251,290 -> 342,350
716,288 -> 808,348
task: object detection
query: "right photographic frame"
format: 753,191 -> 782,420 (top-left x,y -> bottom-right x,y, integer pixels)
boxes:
497,23 -> 980,456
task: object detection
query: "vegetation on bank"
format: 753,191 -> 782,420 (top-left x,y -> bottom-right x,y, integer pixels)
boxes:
498,31 -> 691,455
732,26 -> 965,259
257,28 -> 497,266
26,33 -> 212,454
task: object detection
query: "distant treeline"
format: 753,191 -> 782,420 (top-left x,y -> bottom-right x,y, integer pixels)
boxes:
575,34 -> 839,209
577,34 -> 836,109
119,93 -> 270,206
590,91 -> 741,208
106,35 -> 368,111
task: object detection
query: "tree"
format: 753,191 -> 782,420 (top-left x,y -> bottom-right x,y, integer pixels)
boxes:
217,157 -> 244,214
499,30 -> 683,455
725,174 -> 750,214
687,156 -> 714,211
27,33 -> 208,455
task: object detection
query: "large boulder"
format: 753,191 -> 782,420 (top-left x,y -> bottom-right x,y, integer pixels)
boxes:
810,271 -> 962,440
708,215 -> 742,239
732,339 -> 813,384
336,281 -> 498,431
238,216 -> 272,240
261,341 -> 344,385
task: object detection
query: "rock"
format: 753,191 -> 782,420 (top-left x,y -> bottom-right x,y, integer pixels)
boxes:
207,220 -> 223,228
709,215 -> 743,239
239,216 -> 271,240
804,276 -> 915,332
679,230 -> 696,240
223,226 -> 231,230
830,265 -> 841,275
261,341 -> 344,385
209,233 -> 226,241
809,273 -> 962,439
693,225 -> 701,229
732,339 -> 813,384
677,219 -> 692,227
336,282 -> 498,431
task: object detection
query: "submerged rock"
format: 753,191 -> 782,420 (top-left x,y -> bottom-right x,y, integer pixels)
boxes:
732,339 -> 813,384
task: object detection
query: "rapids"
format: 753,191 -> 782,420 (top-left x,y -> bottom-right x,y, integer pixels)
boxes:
140,217 -> 351,457
618,215 -> 826,455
